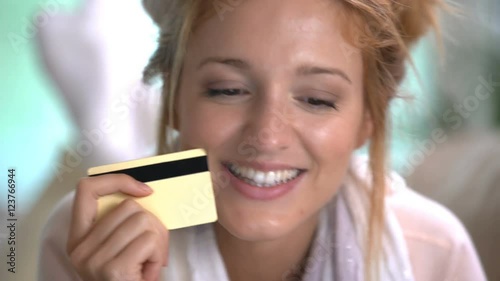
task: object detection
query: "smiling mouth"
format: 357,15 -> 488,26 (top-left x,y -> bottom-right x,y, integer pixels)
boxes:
223,162 -> 305,188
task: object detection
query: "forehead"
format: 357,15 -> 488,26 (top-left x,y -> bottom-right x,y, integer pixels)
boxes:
187,0 -> 362,80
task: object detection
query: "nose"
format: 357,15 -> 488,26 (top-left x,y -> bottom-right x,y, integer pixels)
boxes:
242,91 -> 293,154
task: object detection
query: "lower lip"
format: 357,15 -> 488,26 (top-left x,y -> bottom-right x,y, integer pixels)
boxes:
222,164 -> 305,201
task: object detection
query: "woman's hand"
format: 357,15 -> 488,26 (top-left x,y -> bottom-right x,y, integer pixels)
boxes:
66,174 -> 169,281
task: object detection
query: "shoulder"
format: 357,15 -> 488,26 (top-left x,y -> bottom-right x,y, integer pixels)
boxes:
386,172 -> 486,281
388,176 -> 469,247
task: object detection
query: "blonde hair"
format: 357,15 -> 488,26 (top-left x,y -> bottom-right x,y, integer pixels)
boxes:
142,0 -> 442,279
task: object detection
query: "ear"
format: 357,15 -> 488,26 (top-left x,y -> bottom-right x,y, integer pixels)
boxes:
355,109 -> 373,149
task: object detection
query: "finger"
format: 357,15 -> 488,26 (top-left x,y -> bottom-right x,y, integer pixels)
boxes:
135,207 -> 170,267
67,174 -> 152,253
70,199 -> 144,264
104,231 -> 164,281
89,210 -> 160,264
145,210 -> 170,267
143,260 -> 164,281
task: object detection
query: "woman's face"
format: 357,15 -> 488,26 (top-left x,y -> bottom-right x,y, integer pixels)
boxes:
177,0 -> 371,241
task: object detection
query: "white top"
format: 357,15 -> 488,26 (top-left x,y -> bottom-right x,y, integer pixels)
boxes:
37,157 -> 487,281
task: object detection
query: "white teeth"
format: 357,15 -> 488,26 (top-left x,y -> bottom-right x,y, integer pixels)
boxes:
240,166 -> 248,177
247,168 -> 255,178
227,163 -> 301,188
254,171 -> 265,183
264,172 -> 276,185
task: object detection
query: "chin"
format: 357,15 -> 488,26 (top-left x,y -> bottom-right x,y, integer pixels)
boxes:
217,215 -> 293,242
214,195 -> 305,242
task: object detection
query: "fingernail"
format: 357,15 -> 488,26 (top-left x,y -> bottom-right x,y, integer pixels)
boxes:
139,182 -> 153,193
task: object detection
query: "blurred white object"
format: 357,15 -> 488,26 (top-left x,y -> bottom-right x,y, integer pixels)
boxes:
407,131 -> 500,281
37,0 -> 161,165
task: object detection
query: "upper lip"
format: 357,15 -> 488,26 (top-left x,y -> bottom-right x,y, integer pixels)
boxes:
222,160 -> 306,172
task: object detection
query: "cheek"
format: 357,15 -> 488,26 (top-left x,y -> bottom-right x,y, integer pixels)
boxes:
177,96 -> 242,152
300,113 -> 365,163
306,123 -> 351,152
298,109 -> 366,195
301,123 -> 354,195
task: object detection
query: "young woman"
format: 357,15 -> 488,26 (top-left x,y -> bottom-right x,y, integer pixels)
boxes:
38,0 -> 487,280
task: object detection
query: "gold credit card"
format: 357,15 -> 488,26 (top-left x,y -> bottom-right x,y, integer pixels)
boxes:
87,148 -> 217,230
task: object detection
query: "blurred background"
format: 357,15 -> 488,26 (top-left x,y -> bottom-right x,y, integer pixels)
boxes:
0,0 -> 498,281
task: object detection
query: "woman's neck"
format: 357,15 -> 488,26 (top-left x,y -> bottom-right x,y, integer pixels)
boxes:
214,213 -> 320,281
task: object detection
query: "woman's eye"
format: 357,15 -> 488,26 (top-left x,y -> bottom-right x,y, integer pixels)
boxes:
206,88 -> 246,97
302,97 -> 338,110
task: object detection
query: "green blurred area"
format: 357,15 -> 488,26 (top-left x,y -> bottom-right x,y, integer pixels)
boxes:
0,0 -> 80,209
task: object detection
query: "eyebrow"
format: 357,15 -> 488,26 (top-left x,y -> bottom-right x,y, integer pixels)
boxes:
198,57 -> 250,70
296,65 -> 352,84
198,56 -> 352,84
